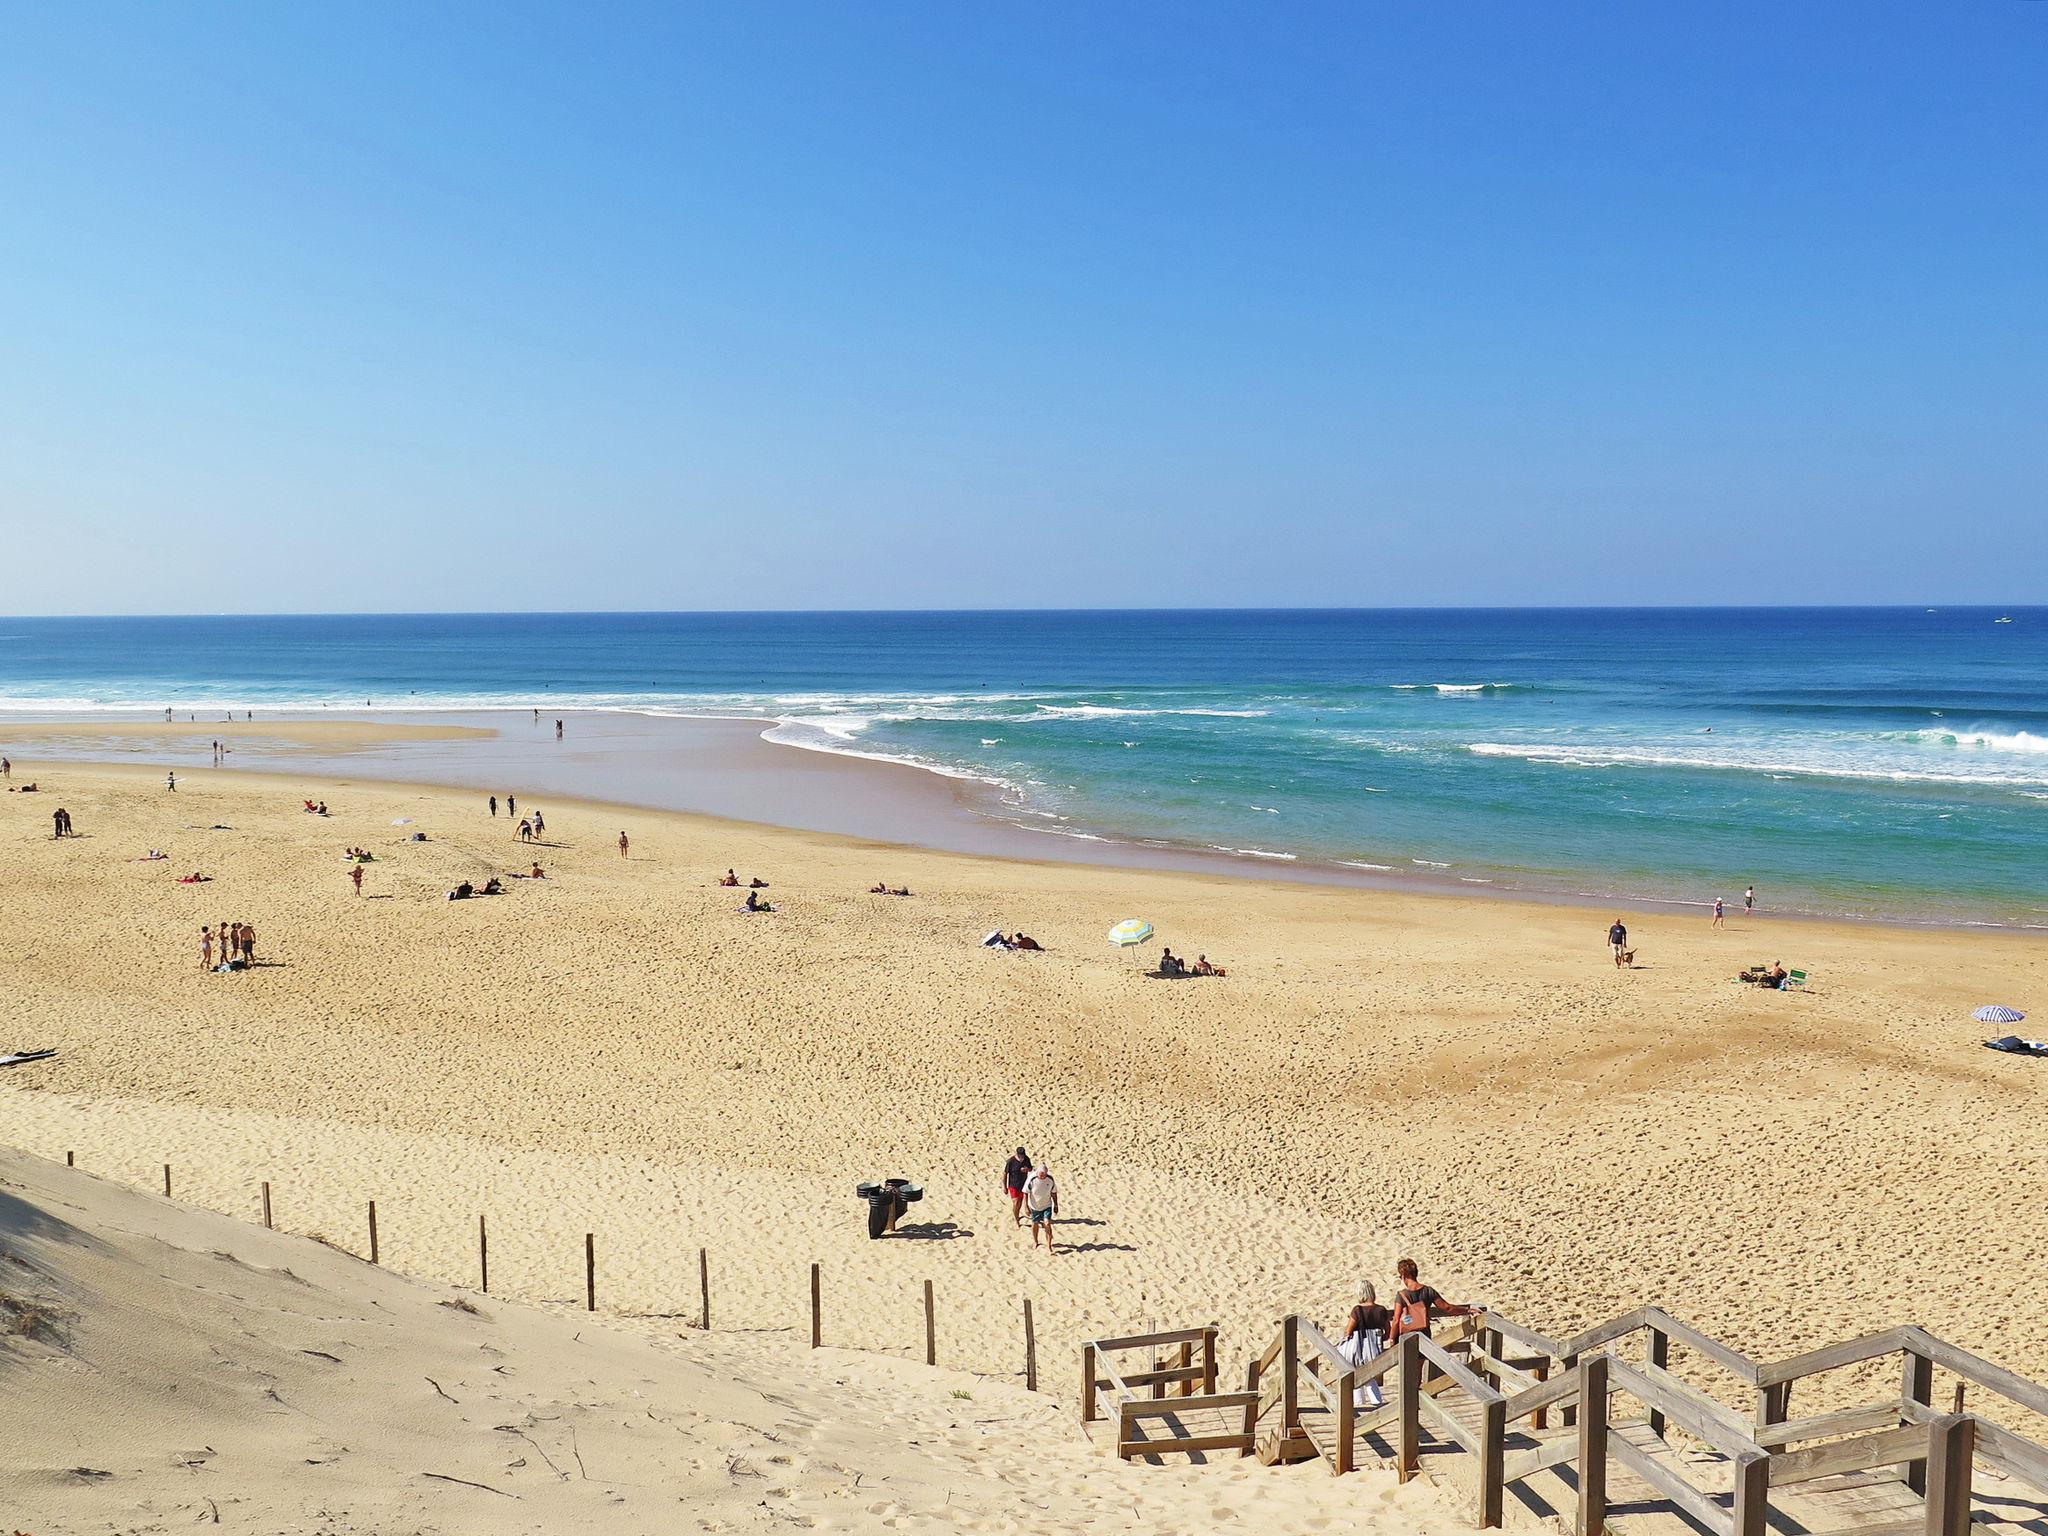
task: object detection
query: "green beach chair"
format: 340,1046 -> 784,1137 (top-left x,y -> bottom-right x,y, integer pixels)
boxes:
1785,969 -> 1809,991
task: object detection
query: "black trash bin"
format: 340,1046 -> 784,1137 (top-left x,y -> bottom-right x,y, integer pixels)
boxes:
855,1178 -> 923,1238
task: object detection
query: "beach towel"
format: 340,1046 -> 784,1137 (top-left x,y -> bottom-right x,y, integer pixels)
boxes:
1,1049 -> 57,1067
1983,1036 -> 2048,1058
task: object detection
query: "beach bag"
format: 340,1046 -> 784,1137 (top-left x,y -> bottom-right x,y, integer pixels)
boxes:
1338,1314 -> 1387,1408
1390,1289 -> 1430,1341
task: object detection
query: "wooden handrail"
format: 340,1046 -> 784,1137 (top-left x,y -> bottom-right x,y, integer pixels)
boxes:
1904,1327 -> 2048,1419
1604,1356 -> 1760,1461
1754,1327 -> 1912,1388
1767,1421 -> 1937,1487
1642,1308 -> 1762,1384
1090,1324 -> 1216,1353
1418,1333 -> 1506,1406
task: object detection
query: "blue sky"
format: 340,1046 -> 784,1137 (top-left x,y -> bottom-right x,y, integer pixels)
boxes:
2,2 -> 2043,613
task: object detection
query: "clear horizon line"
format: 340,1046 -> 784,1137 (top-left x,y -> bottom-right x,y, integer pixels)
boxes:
0,602 -> 2038,622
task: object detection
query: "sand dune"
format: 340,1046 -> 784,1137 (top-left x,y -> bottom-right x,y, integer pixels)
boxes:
2,757 -> 2046,1488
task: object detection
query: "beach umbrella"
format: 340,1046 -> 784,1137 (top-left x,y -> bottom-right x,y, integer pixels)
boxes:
1973,1005 -> 2026,1024
1107,918 -> 1154,952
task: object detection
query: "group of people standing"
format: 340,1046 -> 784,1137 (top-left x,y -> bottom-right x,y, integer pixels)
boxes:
199,922 -> 258,972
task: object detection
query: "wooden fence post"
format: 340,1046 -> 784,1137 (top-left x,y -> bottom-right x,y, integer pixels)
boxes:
1562,1351 -> 1579,1428
1397,1332 -> 1422,1483
1903,1343 -> 1933,1495
1924,1414 -> 1975,1536
1532,1359 -> 1550,1430
66,1150 -> 74,1167
1201,1326 -> 1218,1395
1336,1367 -> 1357,1475
1282,1316 -> 1300,1437
1731,1449 -> 1770,1536
584,1233 -> 595,1311
163,1163 -> 173,1198
923,1279 -> 936,1366
1243,1357 -> 1261,1453
1755,1379 -> 1791,1430
1023,1299 -> 1038,1392
810,1262 -> 822,1348
1081,1342 -> 1099,1423
368,1201 -> 379,1265
698,1247 -> 710,1331
1478,1392 -> 1506,1528
478,1214 -> 489,1293
1646,1326 -> 1669,1439
1577,1353 -> 1609,1536
261,1181 -> 272,1230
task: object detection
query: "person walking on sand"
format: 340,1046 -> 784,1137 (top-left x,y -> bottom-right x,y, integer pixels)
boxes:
1022,1164 -> 1059,1254
618,830 -> 629,859
1003,1146 -> 1032,1227
239,923 -> 256,966
506,794 -> 516,818
531,809 -> 545,838
166,771 -> 176,792
518,817 -> 533,843
489,795 -> 498,817
1745,884 -> 1756,916
1387,1258 -> 1477,1343
1712,897 -> 1725,929
2,755 -> 10,777
1337,1284 -> 1394,1407
1607,917 -> 1628,968
351,864 -> 364,896
555,718 -> 564,738
199,926 -> 214,971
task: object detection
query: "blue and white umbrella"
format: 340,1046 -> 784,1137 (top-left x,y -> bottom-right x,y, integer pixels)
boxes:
1973,1005 -> 2026,1025
1107,918 -> 1154,948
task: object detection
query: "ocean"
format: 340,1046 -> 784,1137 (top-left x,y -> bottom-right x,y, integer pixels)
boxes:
2,608 -> 2044,926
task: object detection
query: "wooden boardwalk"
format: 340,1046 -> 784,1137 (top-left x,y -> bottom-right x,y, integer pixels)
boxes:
1079,1308 -> 2048,1536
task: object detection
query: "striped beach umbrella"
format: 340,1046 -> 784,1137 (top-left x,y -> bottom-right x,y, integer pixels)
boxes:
1973,1005 -> 2026,1024
1107,918 -> 1154,949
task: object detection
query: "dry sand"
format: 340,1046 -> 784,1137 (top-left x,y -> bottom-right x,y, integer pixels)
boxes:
1,1145 -> 1477,1533
3,755 -> 2046,1521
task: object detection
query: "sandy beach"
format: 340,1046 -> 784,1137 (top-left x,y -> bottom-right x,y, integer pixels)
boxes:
3,743 -> 2047,1527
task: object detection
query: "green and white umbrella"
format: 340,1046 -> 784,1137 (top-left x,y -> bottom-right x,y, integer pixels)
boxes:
1107,918 -> 1154,950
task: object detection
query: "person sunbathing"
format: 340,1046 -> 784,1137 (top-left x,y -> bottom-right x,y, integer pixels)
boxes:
742,888 -> 772,912
1010,932 -> 1042,951
177,872 -> 209,884
749,877 -> 768,888
480,876 -> 504,895
1193,954 -> 1226,976
719,870 -> 740,886
1158,948 -> 1185,976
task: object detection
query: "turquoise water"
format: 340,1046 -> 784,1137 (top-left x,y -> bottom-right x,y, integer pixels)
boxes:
1,609 -> 2043,925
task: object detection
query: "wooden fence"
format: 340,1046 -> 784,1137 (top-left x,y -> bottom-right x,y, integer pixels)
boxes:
1116,1303 -> 2047,1536
1080,1325 -> 1260,1461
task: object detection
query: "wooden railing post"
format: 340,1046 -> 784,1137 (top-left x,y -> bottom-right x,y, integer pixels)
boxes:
1577,1353 -> 1609,1536
1923,1413 -> 1974,1536
1201,1326 -> 1218,1395
1336,1368 -> 1357,1475
1562,1351 -> 1580,1427
1397,1332 -> 1422,1483
1243,1356 -> 1262,1451
1081,1342 -> 1099,1423
1281,1315 -> 1300,1434
1477,1391 -> 1506,1528
1754,1379 -> 1791,1432
1532,1359 -> 1551,1430
1646,1326 -> 1669,1439
1731,1449 -> 1770,1536
1902,1343 -> 1933,1496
